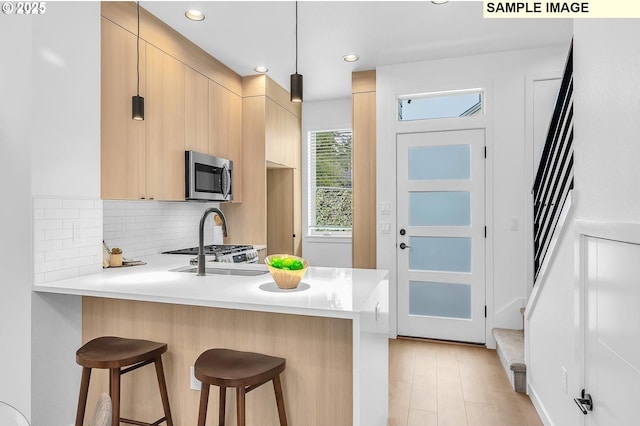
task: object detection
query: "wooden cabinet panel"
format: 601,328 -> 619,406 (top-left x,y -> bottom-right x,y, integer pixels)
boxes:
101,6 -> 245,203
146,44 -> 185,201
352,81 -> 377,269
267,168 -> 294,255
221,96 -> 266,244
209,81 -> 243,202
101,18 -> 147,200
185,66 -> 209,155
265,98 -> 301,168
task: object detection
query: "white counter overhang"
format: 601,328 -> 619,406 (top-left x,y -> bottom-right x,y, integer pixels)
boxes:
33,254 -> 388,320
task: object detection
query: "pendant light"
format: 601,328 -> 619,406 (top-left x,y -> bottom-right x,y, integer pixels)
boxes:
132,1 -> 144,120
290,1 -> 303,103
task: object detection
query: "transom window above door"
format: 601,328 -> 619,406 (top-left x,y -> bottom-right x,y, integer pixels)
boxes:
398,89 -> 484,121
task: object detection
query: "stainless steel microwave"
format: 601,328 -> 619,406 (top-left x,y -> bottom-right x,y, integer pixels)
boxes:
185,151 -> 233,202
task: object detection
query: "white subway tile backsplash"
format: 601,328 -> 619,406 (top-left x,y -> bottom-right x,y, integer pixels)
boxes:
45,248 -> 79,262
44,229 -> 73,241
34,219 -> 63,230
46,208 -> 80,219
33,197 -> 103,284
33,198 -> 222,283
33,198 -> 63,209
103,200 -> 221,259
63,199 -> 97,209
34,239 -> 64,252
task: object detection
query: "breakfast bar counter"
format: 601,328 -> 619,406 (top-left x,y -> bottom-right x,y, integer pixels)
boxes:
34,255 -> 389,425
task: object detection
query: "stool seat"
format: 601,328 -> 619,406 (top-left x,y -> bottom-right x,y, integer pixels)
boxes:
74,336 -> 173,426
76,336 -> 167,369
195,348 -> 286,388
195,348 -> 288,426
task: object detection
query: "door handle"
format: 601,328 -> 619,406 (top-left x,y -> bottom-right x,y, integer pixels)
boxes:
574,389 -> 593,415
399,242 -> 411,250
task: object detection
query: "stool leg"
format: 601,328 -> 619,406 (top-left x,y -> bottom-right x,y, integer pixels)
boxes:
272,375 -> 288,426
236,387 -> 246,426
75,367 -> 92,426
109,368 -> 121,426
197,384 -> 210,426
153,356 -> 174,426
219,386 -> 227,426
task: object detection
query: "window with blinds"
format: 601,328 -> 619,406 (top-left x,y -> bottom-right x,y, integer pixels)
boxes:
307,129 -> 353,236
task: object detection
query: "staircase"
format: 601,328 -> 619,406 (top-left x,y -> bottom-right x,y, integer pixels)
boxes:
493,42 -> 574,396
493,327 -> 526,393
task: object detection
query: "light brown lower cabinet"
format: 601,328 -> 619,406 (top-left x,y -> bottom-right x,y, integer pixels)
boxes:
82,297 -> 353,425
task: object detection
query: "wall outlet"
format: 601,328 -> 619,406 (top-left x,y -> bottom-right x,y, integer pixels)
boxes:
190,366 -> 201,391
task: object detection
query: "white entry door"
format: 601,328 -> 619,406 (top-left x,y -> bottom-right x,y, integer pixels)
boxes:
397,129 -> 485,343
583,237 -> 640,425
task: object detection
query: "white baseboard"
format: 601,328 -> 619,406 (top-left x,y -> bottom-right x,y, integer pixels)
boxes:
494,297 -> 526,329
527,382 -> 553,426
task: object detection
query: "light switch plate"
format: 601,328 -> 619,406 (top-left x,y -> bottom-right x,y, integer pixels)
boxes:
379,202 -> 391,215
379,221 -> 391,234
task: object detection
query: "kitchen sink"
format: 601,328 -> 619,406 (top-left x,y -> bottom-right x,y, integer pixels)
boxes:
170,266 -> 268,276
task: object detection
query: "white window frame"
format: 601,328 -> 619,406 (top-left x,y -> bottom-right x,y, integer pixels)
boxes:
307,128 -> 353,237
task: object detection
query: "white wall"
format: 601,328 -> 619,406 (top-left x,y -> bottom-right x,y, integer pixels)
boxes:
30,3 -> 101,425
528,19 -> 640,426
0,15 -> 33,420
377,45 -> 570,340
301,98 -> 353,268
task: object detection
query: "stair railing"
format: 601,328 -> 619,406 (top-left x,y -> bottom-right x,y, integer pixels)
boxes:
532,42 -> 574,281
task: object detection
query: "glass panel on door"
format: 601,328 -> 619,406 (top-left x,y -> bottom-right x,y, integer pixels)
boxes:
408,236 -> 471,272
409,281 -> 471,319
409,191 -> 471,226
408,145 -> 470,180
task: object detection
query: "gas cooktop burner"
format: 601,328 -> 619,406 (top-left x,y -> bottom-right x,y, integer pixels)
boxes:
163,244 -> 258,263
163,244 -> 253,256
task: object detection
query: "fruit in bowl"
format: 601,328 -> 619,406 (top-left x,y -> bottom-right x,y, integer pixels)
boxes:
265,254 -> 308,289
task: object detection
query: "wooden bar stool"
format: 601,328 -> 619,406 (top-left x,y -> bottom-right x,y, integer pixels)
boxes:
195,348 -> 288,426
74,336 -> 174,426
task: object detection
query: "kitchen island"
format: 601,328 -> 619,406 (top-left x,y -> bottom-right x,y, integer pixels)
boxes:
34,255 -> 389,425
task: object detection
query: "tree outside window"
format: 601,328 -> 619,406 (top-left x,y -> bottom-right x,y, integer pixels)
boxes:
308,129 -> 352,235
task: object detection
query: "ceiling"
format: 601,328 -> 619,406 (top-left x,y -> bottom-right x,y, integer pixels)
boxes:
142,1 -> 573,102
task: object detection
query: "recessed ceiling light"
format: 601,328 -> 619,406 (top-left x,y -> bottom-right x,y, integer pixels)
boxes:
431,0 -> 449,4
342,54 -> 359,63
254,66 -> 268,73
185,10 -> 205,21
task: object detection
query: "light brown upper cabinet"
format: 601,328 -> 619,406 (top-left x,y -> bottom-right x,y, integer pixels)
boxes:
145,44 -> 186,201
101,2 -> 244,202
265,98 -> 301,169
221,75 -> 300,252
185,66 -> 209,155
101,21 -> 185,201
101,18 -> 147,200
209,81 -> 243,202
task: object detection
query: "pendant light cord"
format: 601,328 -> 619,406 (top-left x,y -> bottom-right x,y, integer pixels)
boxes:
136,1 -> 141,96
295,1 -> 298,74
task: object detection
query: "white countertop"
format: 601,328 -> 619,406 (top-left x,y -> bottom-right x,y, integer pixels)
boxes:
33,254 -> 388,320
